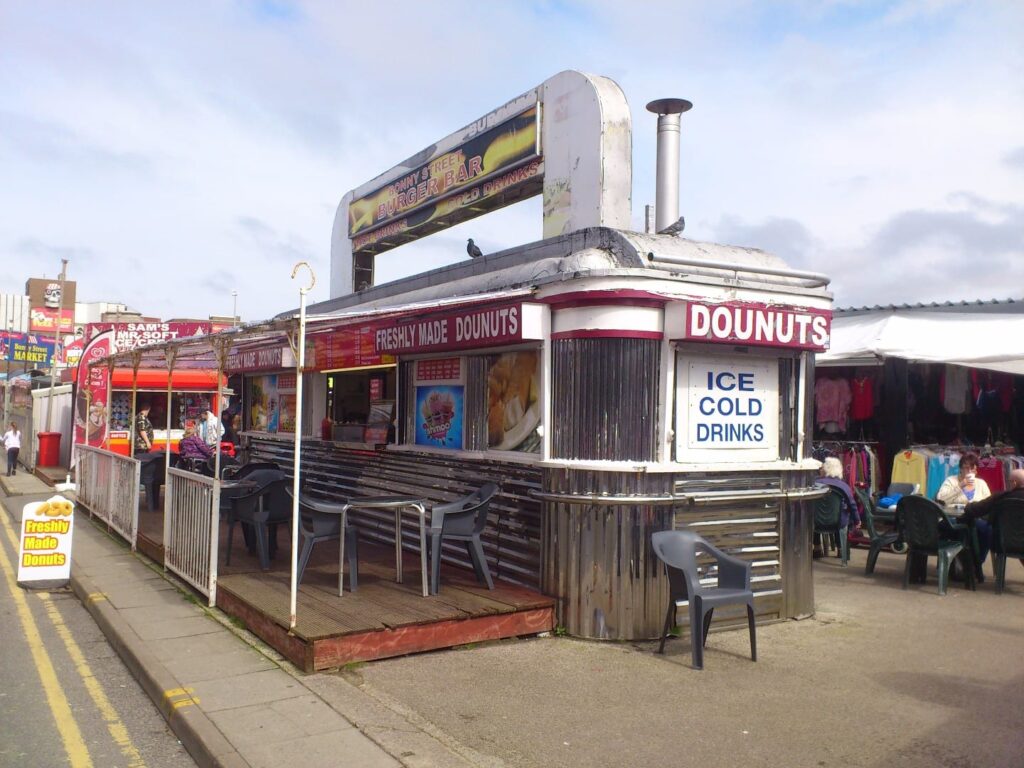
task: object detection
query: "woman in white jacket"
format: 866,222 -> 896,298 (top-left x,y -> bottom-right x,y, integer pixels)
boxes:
935,451 -> 991,506
3,421 -> 21,477
935,451 -> 992,566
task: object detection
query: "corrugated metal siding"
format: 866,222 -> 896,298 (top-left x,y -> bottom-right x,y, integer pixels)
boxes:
551,338 -> 660,461
246,436 -> 544,589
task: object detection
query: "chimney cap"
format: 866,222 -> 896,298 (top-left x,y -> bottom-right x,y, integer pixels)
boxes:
646,98 -> 693,115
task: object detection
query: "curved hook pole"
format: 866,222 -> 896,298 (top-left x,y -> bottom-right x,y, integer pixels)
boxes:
291,261 -> 316,295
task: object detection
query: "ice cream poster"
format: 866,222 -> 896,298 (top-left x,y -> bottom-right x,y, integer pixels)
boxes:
415,386 -> 464,449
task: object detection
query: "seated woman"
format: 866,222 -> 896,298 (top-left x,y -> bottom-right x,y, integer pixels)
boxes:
178,426 -> 213,464
936,451 -> 992,564
815,456 -> 863,533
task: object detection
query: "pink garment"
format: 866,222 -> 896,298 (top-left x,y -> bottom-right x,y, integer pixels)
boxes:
814,377 -> 852,430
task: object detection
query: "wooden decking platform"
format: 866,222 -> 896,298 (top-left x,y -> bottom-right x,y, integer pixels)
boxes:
217,545 -> 555,671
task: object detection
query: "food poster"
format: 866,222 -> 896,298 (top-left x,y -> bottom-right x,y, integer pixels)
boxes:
249,375 -> 278,433
73,329 -> 114,453
17,496 -> 75,588
415,386 -> 464,449
277,373 -> 296,433
486,350 -> 541,452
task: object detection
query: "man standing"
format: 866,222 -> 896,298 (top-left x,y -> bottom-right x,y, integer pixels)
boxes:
134,405 -> 154,455
197,408 -> 223,449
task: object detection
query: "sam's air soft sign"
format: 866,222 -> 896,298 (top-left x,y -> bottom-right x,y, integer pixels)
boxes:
677,356 -> 779,462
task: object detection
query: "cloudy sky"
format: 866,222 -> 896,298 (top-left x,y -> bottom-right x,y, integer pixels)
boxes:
2,1 -> 1022,322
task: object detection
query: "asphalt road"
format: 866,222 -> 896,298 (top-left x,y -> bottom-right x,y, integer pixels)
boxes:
0,493 -> 195,768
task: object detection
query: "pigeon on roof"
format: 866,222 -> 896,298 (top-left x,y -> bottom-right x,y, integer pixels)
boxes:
656,216 -> 686,236
466,238 -> 483,259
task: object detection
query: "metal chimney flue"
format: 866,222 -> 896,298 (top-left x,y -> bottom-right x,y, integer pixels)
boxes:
646,98 -> 692,234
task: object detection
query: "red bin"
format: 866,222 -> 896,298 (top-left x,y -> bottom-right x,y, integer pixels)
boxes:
37,432 -> 62,468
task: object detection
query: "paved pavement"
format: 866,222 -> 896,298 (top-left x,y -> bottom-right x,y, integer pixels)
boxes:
3,468 -> 1023,768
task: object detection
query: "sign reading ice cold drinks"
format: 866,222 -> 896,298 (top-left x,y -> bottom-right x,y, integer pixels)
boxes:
678,357 -> 779,462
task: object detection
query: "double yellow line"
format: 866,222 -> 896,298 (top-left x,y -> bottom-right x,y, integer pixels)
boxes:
0,505 -> 145,768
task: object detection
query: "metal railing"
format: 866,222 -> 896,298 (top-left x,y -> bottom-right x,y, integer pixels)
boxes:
76,445 -> 141,549
164,467 -> 220,605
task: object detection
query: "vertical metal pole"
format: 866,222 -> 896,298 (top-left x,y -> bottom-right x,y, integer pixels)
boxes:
45,259 -> 69,432
645,98 -> 692,234
796,351 -> 808,460
163,348 -> 176,548
104,359 -> 115,450
289,262 -> 315,629
128,351 -> 141,456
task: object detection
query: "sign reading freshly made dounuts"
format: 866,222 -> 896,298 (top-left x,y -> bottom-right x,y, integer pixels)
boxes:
17,496 -> 75,589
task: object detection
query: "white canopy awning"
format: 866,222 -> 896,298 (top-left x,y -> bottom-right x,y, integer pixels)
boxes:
818,311 -> 1024,376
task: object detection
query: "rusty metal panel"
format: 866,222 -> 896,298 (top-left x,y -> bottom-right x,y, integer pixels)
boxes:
551,338 -> 660,461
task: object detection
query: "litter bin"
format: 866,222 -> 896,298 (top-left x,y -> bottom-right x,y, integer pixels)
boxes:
37,432 -> 61,468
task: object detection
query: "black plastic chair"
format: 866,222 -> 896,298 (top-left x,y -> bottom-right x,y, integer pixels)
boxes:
990,497 -> 1024,594
286,489 -> 359,590
428,483 -> 499,595
813,486 -> 849,566
225,475 -> 291,569
138,455 -> 165,512
897,495 -> 968,595
222,461 -> 279,481
854,487 -> 901,575
651,529 -> 757,670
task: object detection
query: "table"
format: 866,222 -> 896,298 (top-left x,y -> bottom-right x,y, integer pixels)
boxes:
303,495 -> 428,598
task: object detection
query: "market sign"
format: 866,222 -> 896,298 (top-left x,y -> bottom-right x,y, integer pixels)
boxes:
17,496 -> 75,589
675,300 -> 831,352
374,302 -> 544,356
676,356 -> 780,463
6,333 -> 55,366
226,345 -> 294,373
348,102 -> 541,254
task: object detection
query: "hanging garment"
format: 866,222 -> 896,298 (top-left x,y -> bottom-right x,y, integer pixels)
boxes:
891,450 -> 928,492
815,377 -> 853,431
850,377 -> 874,421
976,456 -> 1006,493
943,365 -> 971,415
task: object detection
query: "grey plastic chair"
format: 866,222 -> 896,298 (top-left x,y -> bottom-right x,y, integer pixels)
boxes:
286,489 -> 359,590
897,495 -> 967,595
428,483 -> 499,595
990,497 -> 1024,594
651,529 -> 757,670
814,486 -> 849,566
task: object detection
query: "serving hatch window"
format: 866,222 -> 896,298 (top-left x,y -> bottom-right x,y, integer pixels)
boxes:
404,348 -> 542,455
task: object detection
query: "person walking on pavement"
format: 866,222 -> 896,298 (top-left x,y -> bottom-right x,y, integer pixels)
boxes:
197,408 -> 223,448
3,421 -> 21,476
134,405 -> 154,455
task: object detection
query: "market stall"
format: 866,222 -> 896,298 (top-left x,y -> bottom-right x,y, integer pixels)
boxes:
814,303 -> 1024,491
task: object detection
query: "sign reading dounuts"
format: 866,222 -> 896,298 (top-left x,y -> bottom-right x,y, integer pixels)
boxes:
680,300 -> 831,351
374,302 -> 544,355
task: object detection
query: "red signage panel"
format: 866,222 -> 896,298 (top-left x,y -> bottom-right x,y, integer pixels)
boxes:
374,303 -> 525,355
679,300 -> 831,352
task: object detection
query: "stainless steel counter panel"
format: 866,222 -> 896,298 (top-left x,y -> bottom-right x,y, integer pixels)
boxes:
540,468 -> 822,640
780,469 -> 819,619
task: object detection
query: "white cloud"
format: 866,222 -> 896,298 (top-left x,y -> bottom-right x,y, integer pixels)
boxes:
0,0 -> 1021,322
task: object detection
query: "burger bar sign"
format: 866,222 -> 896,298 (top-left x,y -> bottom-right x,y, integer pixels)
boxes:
679,300 -> 831,352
